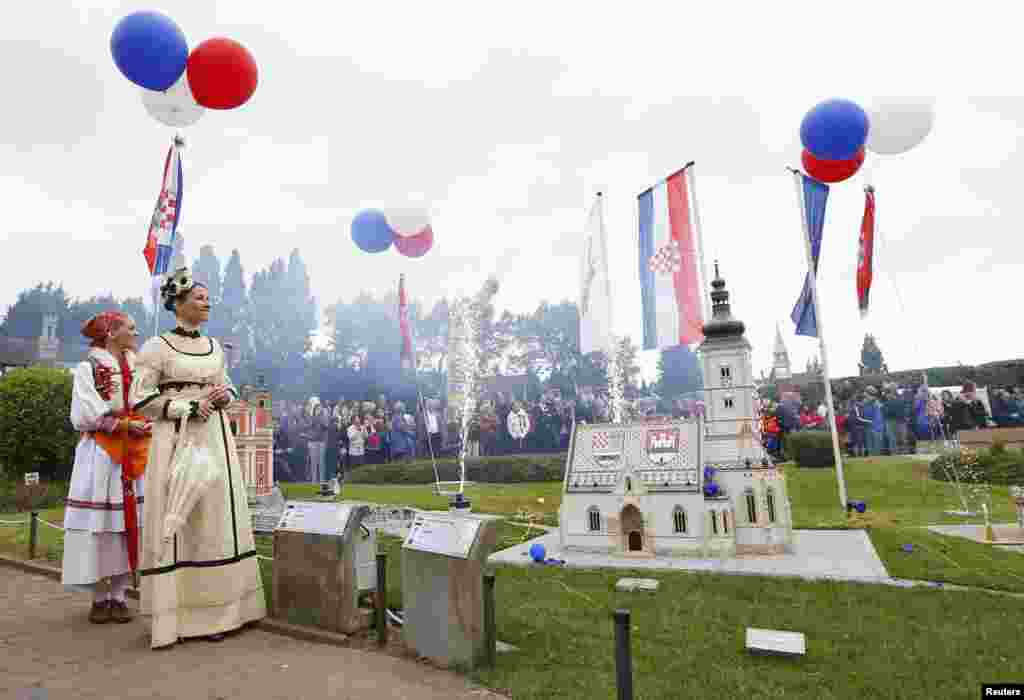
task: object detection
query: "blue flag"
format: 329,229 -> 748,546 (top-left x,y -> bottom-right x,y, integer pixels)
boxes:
790,173 -> 829,337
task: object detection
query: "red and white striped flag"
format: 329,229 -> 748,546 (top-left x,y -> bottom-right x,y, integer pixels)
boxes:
856,186 -> 876,318
398,275 -> 414,370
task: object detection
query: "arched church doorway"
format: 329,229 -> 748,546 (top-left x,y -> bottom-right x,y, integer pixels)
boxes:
621,504 -> 643,552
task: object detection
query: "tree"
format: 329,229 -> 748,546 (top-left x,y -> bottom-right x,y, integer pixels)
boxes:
656,344 -> 703,399
219,248 -> 248,355
1,283 -> 71,339
0,368 -> 76,480
193,245 -> 222,304
505,300 -> 579,378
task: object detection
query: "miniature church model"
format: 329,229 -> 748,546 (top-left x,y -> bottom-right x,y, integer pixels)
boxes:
227,375 -> 274,499
558,266 -> 794,557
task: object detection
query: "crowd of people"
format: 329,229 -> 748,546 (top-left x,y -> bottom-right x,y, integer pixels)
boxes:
271,389 -> 603,483
269,380 -> 1024,482
759,382 -> 1024,459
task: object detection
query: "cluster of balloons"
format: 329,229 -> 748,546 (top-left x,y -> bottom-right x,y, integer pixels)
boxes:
351,209 -> 434,259
800,98 -> 935,183
111,11 -> 258,128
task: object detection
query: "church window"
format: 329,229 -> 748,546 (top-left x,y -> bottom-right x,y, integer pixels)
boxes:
720,365 -> 731,381
767,488 -> 777,523
723,511 -> 730,534
724,397 -> 734,409
672,506 -> 687,534
745,489 -> 757,523
711,511 -> 719,535
587,507 -> 601,532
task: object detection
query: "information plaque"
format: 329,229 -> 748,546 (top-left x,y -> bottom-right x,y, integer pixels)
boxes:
276,501 -> 354,537
403,512 -> 482,559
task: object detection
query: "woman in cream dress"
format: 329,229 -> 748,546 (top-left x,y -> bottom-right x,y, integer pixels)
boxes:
130,267 -> 266,648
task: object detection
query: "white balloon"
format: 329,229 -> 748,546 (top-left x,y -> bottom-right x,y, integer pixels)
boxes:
142,73 -> 205,128
385,208 -> 432,237
866,98 -> 935,156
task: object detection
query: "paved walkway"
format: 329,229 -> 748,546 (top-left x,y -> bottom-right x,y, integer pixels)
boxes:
489,529 -> 891,583
0,568 -> 502,700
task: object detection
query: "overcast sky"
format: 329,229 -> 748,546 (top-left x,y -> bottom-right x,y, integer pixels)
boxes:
2,1 -> 1020,382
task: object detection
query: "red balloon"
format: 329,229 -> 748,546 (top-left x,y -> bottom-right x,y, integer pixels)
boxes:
802,147 -> 865,184
394,225 -> 433,258
186,38 -> 258,110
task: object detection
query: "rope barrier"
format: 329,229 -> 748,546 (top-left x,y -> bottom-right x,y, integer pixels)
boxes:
257,555 -> 274,561
0,518 -> 29,526
38,519 -> 64,531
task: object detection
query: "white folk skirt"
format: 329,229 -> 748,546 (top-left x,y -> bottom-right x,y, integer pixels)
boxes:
61,435 -> 144,589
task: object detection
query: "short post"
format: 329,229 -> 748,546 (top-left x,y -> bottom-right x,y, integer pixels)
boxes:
29,511 -> 38,560
613,609 -> 634,700
375,552 -> 388,647
483,573 -> 496,668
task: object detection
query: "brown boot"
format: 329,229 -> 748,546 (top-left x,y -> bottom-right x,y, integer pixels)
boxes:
108,600 -> 134,623
89,601 -> 111,624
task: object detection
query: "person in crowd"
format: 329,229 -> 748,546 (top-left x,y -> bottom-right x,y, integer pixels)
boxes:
390,401 -> 415,461
846,395 -> 870,456
373,407 -> 390,463
324,404 -> 339,483
861,387 -> 884,456
129,268 -> 266,647
424,398 -> 443,456
308,406 -> 328,482
913,386 -> 932,442
62,311 -> 150,625
883,386 -> 909,455
962,383 -> 991,429
479,401 -> 498,456
347,414 -> 367,468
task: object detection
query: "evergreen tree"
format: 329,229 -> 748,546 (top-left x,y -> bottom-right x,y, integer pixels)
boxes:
656,344 -> 703,398
0,283 -> 71,339
220,248 -> 247,345
193,245 -> 222,304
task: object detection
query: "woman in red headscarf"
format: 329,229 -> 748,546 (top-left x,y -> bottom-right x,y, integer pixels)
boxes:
61,311 -> 151,625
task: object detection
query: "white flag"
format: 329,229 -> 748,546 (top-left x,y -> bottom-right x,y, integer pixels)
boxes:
579,194 -> 613,354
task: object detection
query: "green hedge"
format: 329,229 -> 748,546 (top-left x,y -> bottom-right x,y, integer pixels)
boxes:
929,447 -> 1024,485
0,367 -> 76,481
347,453 -> 566,484
785,431 -> 835,468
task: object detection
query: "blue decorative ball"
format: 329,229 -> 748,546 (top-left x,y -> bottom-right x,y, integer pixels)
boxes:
901,544 -> 914,553
529,542 -> 546,563
110,11 -> 188,92
351,209 -> 394,253
800,98 -> 870,161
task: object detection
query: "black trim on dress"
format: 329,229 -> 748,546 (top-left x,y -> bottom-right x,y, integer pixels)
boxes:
134,393 -> 161,412
219,411 -> 240,558
159,335 -> 214,357
140,549 -> 256,577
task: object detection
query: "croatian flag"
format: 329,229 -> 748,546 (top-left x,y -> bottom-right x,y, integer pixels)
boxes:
790,171 -> 829,338
143,142 -> 184,277
856,186 -> 876,318
638,167 -> 704,350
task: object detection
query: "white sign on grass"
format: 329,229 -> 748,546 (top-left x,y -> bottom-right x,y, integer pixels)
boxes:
403,513 -> 481,559
276,501 -> 353,537
24,472 -> 39,486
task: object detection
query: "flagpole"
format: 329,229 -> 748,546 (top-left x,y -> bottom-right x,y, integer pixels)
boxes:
684,163 -> 712,324
790,168 -> 848,510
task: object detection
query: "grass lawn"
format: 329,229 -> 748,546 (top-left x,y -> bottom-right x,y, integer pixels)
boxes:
6,456 -> 1024,698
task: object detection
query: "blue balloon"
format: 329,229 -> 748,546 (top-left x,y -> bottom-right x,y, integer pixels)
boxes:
351,209 -> 394,253
800,99 -> 870,161
111,11 -> 188,92
529,542 -> 546,563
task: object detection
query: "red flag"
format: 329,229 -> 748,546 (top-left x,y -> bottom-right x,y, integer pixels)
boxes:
399,275 -> 414,369
856,186 -> 875,318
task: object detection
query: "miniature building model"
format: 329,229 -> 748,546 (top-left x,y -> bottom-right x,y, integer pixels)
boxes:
228,377 -> 274,499
558,266 -> 793,557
